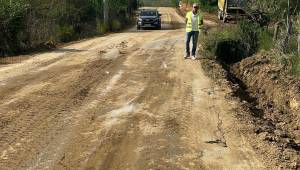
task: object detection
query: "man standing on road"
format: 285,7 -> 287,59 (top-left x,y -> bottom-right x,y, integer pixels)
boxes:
184,3 -> 203,60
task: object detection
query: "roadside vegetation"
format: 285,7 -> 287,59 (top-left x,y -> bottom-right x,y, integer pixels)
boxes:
199,0 -> 300,76
0,0 -> 138,56
180,0 -> 218,13
139,0 -> 178,7
186,1 -> 300,167
201,21 -> 272,62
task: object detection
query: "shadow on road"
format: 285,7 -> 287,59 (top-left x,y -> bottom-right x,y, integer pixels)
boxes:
52,48 -> 87,53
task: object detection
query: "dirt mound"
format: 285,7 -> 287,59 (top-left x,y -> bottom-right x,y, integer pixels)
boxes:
232,54 -> 300,142
231,53 -> 300,169
200,53 -> 300,169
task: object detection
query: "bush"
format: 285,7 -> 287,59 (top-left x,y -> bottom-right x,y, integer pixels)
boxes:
97,21 -> 108,34
238,20 -> 260,56
287,35 -> 298,54
0,0 -> 139,56
140,0 -> 176,7
58,25 -> 76,42
0,1 -> 29,55
200,4 -> 217,13
111,19 -> 122,31
201,27 -> 246,63
201,20 -> 272,63
199,0 -> 217,13
258,28 -> 274,51
291,56 -> 300,76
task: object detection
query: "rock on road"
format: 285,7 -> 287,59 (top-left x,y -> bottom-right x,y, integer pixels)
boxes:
0,7 -> 267,170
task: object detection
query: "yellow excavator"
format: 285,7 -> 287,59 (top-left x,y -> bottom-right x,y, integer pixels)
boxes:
218,0 -> 267,25
218,0 -> 247,23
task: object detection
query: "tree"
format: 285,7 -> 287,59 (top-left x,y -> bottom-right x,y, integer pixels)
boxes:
103,0 -> 108,25
0,0 -> 139,56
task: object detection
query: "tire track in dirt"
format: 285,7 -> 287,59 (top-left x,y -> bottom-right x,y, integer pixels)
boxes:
0,33 -> 153,169
13,29 -> 174,170
0,34 -> 134,103
45,30 -> 182,170
0,59 -> 115,168
0,7 -> 274,170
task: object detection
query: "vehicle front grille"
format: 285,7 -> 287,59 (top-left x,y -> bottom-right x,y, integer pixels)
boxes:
143,19 -> 155,23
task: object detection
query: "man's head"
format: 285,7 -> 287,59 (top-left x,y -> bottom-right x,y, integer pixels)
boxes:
192,3 -> 199,13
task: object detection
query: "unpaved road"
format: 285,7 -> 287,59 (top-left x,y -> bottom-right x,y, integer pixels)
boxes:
0,7 -> 268,170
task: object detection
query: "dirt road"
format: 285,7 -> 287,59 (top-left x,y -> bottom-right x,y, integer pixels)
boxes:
0,7 -> 269,170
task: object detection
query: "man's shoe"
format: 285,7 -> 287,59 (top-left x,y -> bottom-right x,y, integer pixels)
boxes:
191,55 -> 196,60
184,54 -> 190,59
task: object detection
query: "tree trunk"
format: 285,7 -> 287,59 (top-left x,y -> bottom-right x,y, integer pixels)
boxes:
103,0 -> 109,25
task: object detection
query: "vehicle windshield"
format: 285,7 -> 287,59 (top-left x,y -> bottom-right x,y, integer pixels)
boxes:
227,0 -> 247,8
227,9 -> 246,14
140,11 -> 157,16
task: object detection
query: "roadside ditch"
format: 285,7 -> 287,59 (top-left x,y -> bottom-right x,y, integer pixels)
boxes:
200,52 -> 300,169
175,6 -> 300,168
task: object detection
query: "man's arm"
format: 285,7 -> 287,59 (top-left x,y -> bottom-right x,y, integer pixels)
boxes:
199,14 -> 203,25
185,12 -> 189,24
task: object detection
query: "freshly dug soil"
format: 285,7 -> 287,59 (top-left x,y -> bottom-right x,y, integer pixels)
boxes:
200,53 -> 300,169
231,53 -> 300,143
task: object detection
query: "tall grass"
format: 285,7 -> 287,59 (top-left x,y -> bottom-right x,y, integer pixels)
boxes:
201,20 -> 279,64
258,28 -> 274,51
291,54 -> 300,76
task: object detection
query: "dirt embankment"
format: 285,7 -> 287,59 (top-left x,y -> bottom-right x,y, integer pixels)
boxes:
200,51 -> 300,169
232,54 -> 300,139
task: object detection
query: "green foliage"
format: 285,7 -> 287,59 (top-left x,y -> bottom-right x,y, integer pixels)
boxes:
238,20 -> 260,56
0,0 -> 138,56
202,20 -> 274,63
286,35 -> 298,54
198,0 -> 217,12
200,4 -> 217,13
139,0 -> 176,7
181,0 -> 217,12
58,25 -> 76,43
111,19 -> 122,31
258,28 -> 274,51
249,0 -> 300,21
96,21 -> 108,34
201,27 -> 245,63
290,54 -> 300,76
0,0 -> 29,55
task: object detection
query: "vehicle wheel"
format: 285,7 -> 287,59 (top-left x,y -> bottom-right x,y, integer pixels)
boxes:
137,25 -> 140,30
157,25 -> 161,30
223,17 -> 227,23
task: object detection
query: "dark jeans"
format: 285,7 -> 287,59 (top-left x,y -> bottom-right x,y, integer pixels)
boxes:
186,31 -> 199,56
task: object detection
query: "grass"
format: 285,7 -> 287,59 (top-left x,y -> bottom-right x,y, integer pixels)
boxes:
201,20 -> 280,64
200,4 -> 218,13
258,28 -> 274,51
200,26 -> 248,63
290,54 -> 300,76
